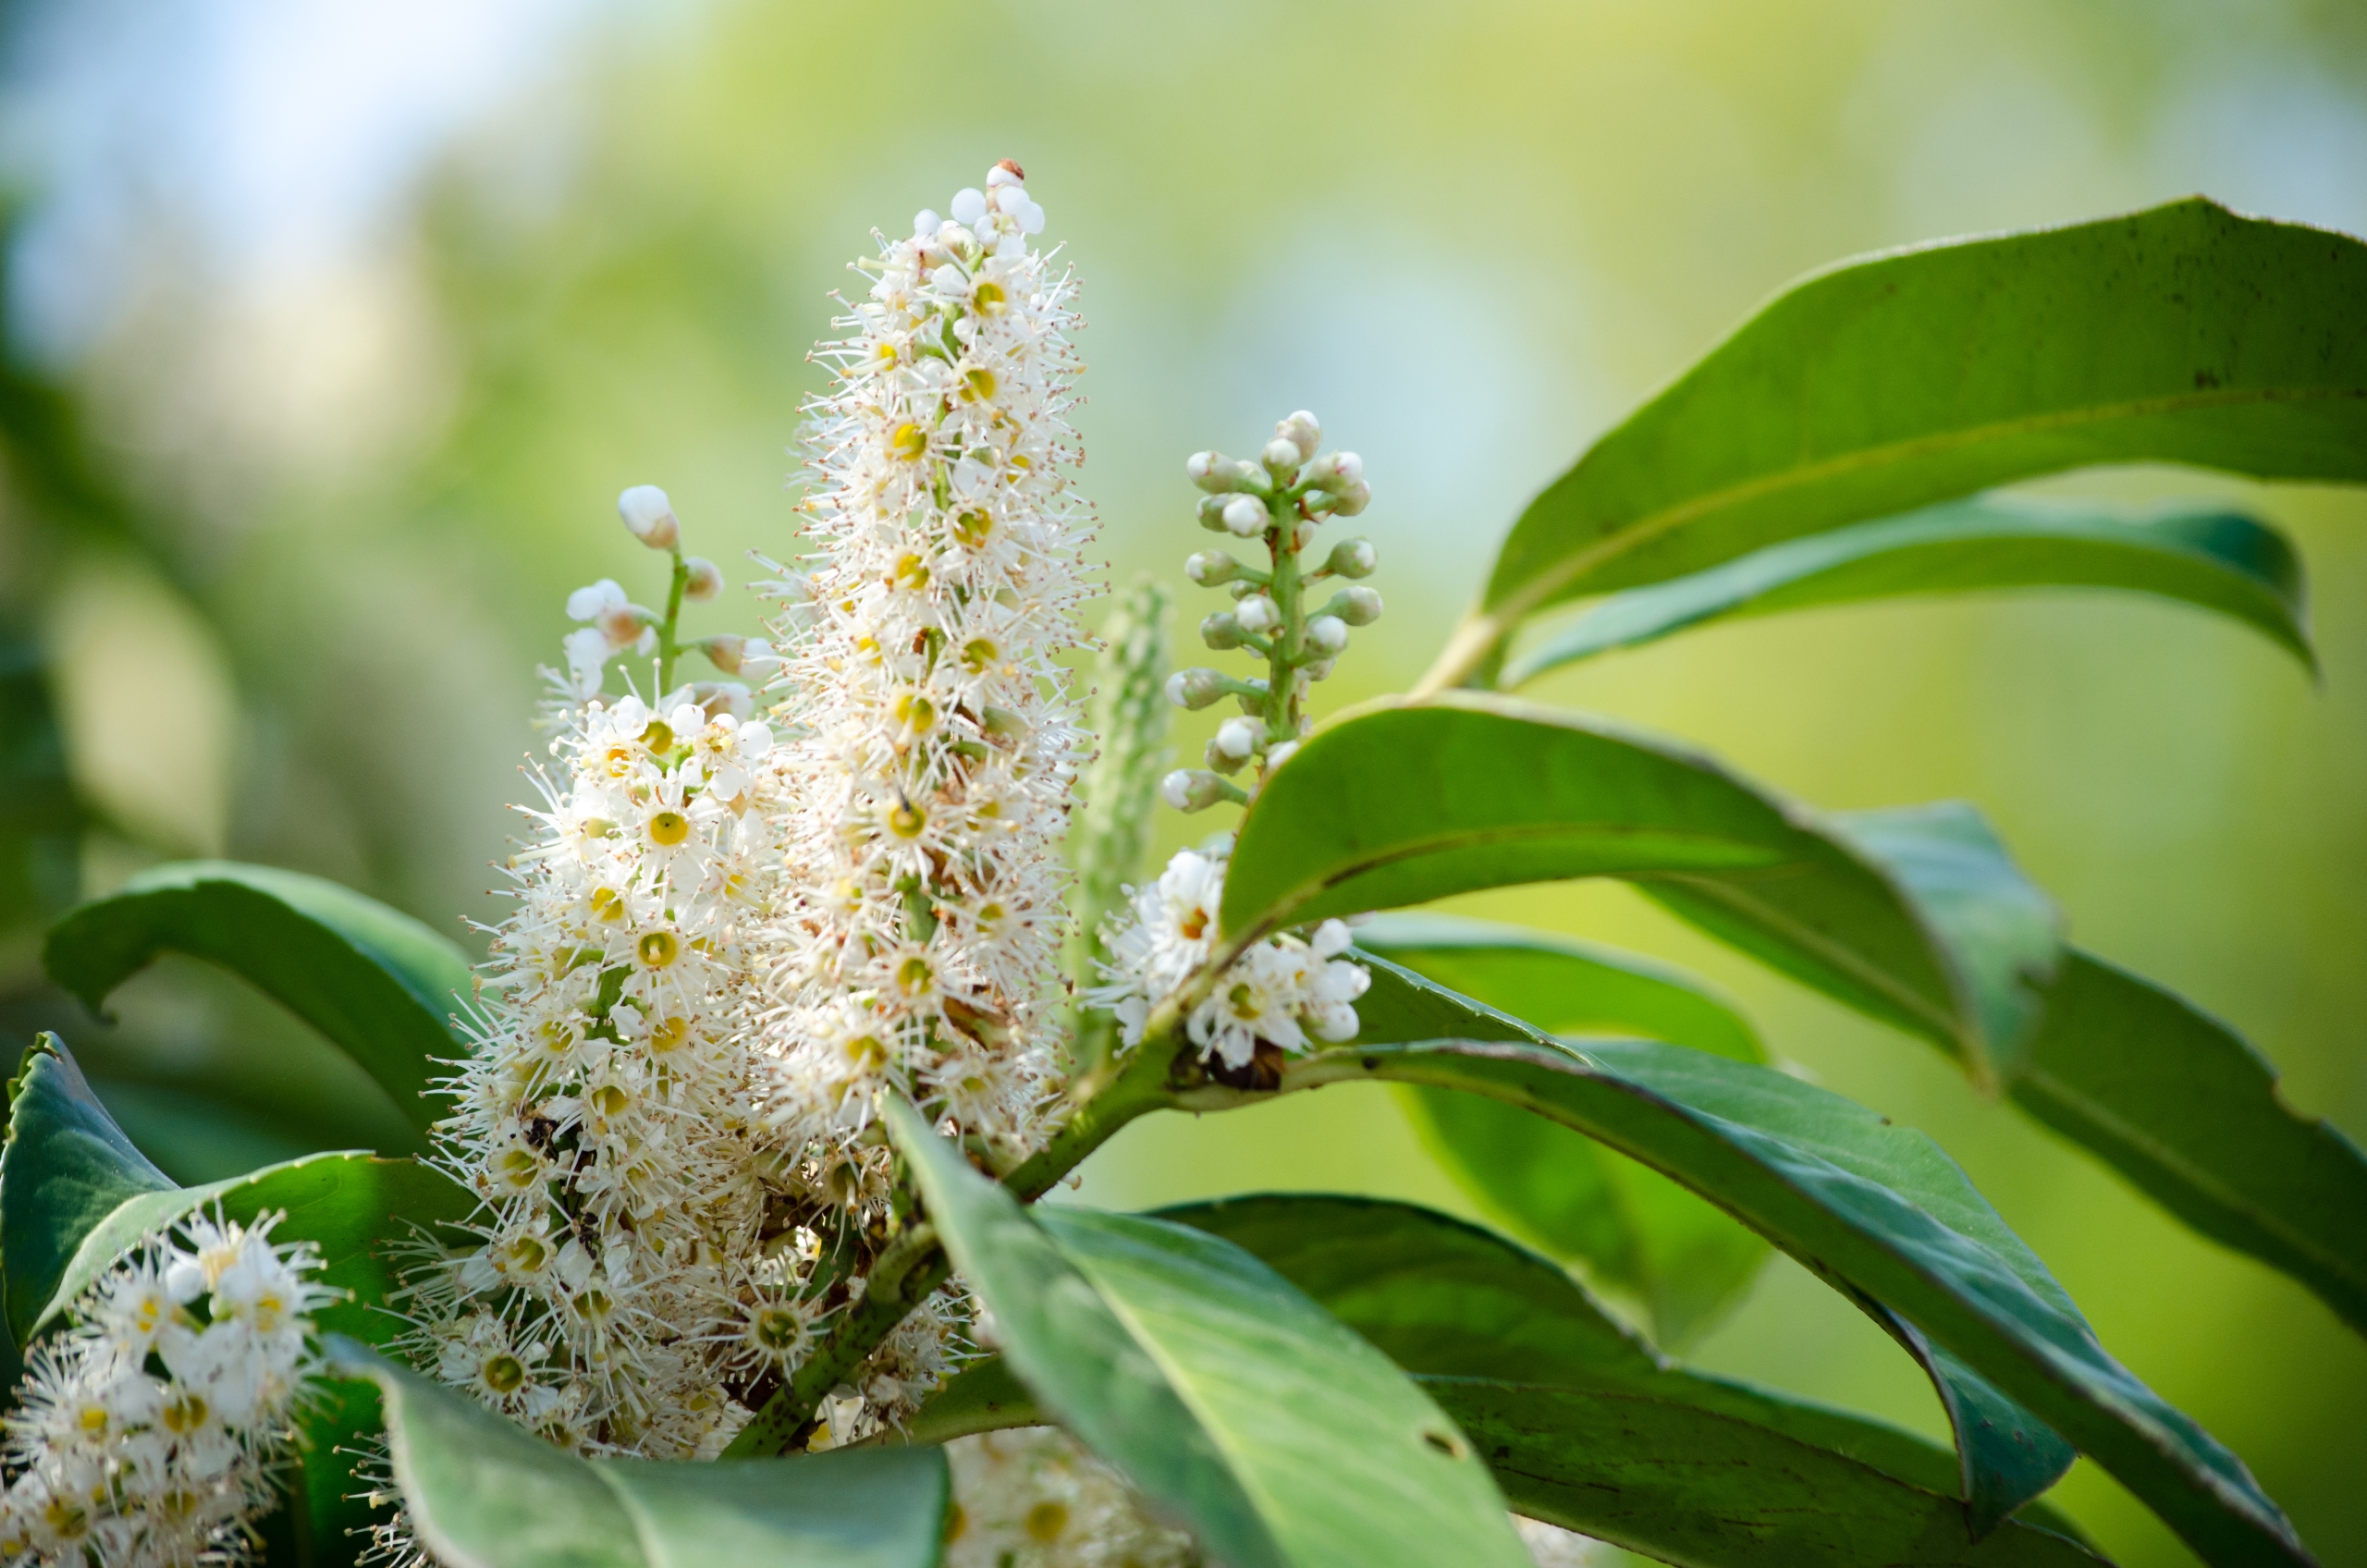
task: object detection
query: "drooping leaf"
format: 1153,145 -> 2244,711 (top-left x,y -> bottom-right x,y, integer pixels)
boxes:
43,861 -> 477,1143
1351,918 -> 1770,1343
1330,962 -> 2065,1536
2008,950 -> 2367,1338
1433,197 -> 2367,689
913,1194 -> 2092,1548
1791,806 -> 2367,1337
1257,1037 -> 2306,1566
1223,696 -> 2055,1085
2,1034 -> 175,1345
1502,496 -> 2312,686
328,1340 -> 950,1568
886,1098 -> 1531,1568
1431,1380 -> 2104,1567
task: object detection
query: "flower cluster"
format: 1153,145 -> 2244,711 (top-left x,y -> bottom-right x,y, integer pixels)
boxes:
756,157 -> 1089,1181
1092,844 -> 1368,1072
0,1212 -> 332,1568
401,668 -> 803,1459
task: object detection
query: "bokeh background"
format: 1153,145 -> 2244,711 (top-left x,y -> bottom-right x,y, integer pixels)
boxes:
2,2 -> 2363,1562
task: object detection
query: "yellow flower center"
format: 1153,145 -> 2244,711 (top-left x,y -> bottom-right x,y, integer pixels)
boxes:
483,1354 -> 526,1393
960,637 -> 998,673
973,280 -> 1007,315
647,810 -> 690,847
889,422 -> 928,460
649,1017 -> 691,1053
1024,1501 -> 1069,1543
844,1035 -> 889,1072
888,802 -> 926,839
752,1305 -> 806,1354
637,930 -> 681,969
951,508 -> 993,546
962,367 -> 998,401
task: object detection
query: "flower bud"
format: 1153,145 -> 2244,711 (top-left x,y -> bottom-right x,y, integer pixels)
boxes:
1220,496 -> 1267,538
1261,437 -> 1305,480
1306,615 -> 1349,654
1303,657 -> 1337,681
1327,586 -> 1383,626
1200,613 -> 1245,650
950,188 -> 988,227
1185,550 -> 1243,586
618,485 -> 680,550
913,209 -> 941,239
1165,668 -> 1231,710
1301,452 -> 1358,493
598,604 -> 653,652
1326,537 -> 1378,578
1185,451 -> 1269,495
1291,521 -> 1318,553
683,557 -> 724,601
1276,410 -> 1321,463
1204,739 -> 1244,774
1331,479 -> 1372,517
567,579 -> 628,622
1265,739 -> 1301,772
1214,716 -> 1263,761
703,634 -> 747,673
1161,768 -> 1232,813
1196,495 -> 1233,533
1234,595 -> 1281,636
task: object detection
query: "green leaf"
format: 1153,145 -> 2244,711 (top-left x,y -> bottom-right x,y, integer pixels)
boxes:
1265,1038 -> 2307,1565
43,861 -> 478,1144
1437,197 -> 2367,688
1796,805 -> 2367,1337
1350,917 -> 1769,1344
327,1339 -> 950,1568
1223,695 -> 2054,1085
2,1034 -> 175,1346
1335,962 -> 2065,1537
1502,496 -> 2313,687
1430,1380 -> 2104,1567
885,1098 -> 1532,1568
2008,950 -> 2367,1338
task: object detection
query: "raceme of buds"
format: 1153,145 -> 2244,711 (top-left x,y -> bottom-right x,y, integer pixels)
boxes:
1159,410 -> 1379,815
684,557 -> 725,601
618,484 -> 681,550
1159,769 -> 1241,812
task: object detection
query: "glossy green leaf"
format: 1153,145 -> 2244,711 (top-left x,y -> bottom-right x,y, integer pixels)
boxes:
2008,950 -> 2367,1337
1438,197 -> 2367,688
43,861 -> 477,1143
1799,805 -> 2367,1337
1502,496 -> 2312,686
914,1194 -> 2091,1546
1344,960 -> 2066,1537
2,1034 -> 175,1345
1267,1038 -> 2306,1565
1351,918 -> 1769,1344
1223,695 -> 2054,1085
886,1098 -> 1531,1568
328,1340 -> 949,1568
1431,1380 -> 2103,1567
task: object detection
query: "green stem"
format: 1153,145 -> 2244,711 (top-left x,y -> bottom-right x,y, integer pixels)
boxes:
656,550 -> 690,692
1263,498 -> 1306,744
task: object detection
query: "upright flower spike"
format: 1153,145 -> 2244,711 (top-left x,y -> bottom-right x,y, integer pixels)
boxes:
407,514 -> 804,1463
745,160 -> 1092,1427
0,1211 -> 333,1568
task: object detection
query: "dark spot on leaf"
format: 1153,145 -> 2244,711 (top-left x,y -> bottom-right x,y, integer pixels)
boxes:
2195,368 -> 2222,389
1420,1427 -> 1466,1460
1361,1055 -> 1380,1072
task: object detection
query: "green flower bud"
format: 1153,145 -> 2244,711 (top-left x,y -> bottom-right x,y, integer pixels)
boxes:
1326,538 -> 1378,578
1185,550 -> 1243,586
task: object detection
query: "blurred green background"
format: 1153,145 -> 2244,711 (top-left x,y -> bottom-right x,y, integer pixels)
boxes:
2,2 -> 2362,1562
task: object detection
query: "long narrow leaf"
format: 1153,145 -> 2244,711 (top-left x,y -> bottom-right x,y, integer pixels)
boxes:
1502,496 -> 2312,686
330,1341 -> 949,1568
1245,1036 -> 2308,1566
1354,914 -> 1770,1344
1348,957 -> 2071,1537
1223,696 -> 2055,1085
886,1098 -> 1532,1568
43,861 -> 476,1142
1431,197 -> 2367,689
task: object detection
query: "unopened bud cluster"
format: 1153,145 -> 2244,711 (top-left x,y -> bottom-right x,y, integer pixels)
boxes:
554,485 -> 774,708
1159,410 -> 1381,815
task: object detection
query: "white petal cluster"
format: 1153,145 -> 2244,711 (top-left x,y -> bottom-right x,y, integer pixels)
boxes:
0,1213 -> 331,1568
1092,845 -> 1368,1071
402,684 -> 806,1459
944,1429 -> 1198,1568
758,158 -> 1091,1179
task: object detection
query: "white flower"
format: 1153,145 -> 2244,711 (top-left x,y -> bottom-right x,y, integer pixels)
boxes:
1091,846 -> 1367,1066
0,1211 -> 331,1568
